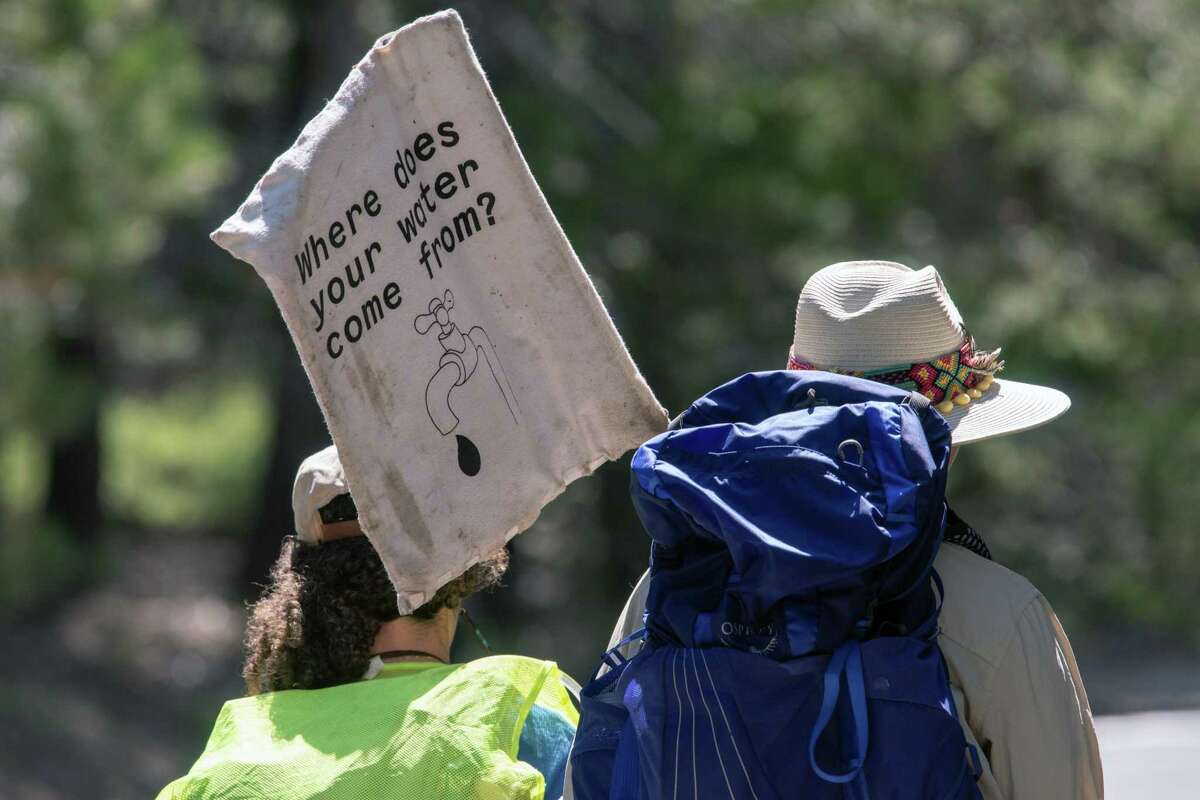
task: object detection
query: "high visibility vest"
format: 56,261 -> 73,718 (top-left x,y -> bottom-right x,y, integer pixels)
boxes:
157,655 -> 576,800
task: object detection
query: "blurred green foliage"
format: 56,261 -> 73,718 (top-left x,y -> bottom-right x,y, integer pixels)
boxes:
2,1 -> 1199,795
102,380 -> 270,532
1,0 -> 1198,671
487,0 -> 1200,646
0,0 -> 227,278
0,0 -> 233,605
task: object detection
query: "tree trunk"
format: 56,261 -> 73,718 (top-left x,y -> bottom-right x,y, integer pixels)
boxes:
43,319 -> 103,551
240,345 -> 328,594
237,0 -> 359,596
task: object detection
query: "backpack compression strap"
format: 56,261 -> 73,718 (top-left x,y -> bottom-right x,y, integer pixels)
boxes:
591,627 -> 647,682
903,390 -> 932,413
808,640 -> 871,798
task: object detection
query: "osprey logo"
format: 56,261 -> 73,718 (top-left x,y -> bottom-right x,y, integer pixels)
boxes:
719,620 -> 779,656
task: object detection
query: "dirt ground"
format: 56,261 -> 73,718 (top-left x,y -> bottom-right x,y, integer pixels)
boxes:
0,538 -> 245,800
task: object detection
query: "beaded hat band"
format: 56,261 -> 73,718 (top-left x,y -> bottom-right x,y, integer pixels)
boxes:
788,261 -> 1070,444
787,336 -> 1005,415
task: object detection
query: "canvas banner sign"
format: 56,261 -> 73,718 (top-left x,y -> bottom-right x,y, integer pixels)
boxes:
212,10 -> 666,611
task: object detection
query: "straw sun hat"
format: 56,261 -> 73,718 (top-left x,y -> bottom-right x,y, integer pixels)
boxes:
788,261 -> 1070,445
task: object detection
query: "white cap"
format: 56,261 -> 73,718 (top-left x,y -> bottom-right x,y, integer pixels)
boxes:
291,445 -> 351,545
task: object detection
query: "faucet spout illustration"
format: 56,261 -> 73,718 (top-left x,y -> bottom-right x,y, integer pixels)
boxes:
426,358 -> 463,435
415,290 -> 520,448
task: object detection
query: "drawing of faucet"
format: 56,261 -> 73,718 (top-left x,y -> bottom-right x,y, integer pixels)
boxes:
414,290 -> 520,436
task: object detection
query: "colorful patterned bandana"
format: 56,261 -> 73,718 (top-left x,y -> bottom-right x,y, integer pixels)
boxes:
787,337 -> 1005,413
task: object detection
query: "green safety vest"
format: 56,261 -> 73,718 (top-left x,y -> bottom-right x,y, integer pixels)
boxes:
158,655 -> 577,800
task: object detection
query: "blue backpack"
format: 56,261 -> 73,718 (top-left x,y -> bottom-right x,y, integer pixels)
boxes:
570,371 -> 983,800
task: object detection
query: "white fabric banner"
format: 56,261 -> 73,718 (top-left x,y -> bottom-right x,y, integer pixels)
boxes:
212,10 -> 666,611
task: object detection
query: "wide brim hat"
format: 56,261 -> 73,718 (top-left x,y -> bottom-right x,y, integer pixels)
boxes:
789,261 -> 1070,445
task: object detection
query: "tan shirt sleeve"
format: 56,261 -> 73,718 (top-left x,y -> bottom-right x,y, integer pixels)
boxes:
976,594 -> 1104,800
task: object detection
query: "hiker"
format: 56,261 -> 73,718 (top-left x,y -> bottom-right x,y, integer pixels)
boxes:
159,445 -> 579,800
570,261 -> 1102,800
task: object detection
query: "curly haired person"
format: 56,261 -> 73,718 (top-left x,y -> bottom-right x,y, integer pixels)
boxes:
159,446 -> 578,800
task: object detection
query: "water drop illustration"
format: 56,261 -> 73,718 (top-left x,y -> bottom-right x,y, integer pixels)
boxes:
456,434 -> 481,476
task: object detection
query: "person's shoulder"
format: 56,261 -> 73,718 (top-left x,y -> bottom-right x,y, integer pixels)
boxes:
464,656 -> 577,699
464,653 -> 562,676
454,654 -> 557,692
936,542 -> 1042,611
934,543 -> 1048,669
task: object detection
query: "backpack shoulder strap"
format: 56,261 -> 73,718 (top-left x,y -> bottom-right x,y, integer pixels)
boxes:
944,507 -> 992,560
902,390 -> 932,414
592,627 -> 647,681
609,717 -> 641,800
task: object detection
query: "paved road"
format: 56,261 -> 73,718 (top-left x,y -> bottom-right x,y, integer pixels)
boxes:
1096,710 -> 1200,798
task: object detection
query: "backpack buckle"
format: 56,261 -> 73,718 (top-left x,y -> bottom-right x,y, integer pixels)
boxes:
837,439 -> 865,467
800,387 -> 828,412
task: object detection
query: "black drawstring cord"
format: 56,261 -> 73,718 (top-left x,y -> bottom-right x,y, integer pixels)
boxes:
460,606 -> 493,655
